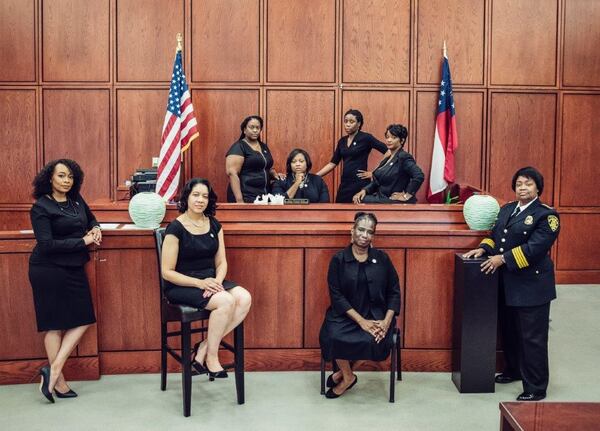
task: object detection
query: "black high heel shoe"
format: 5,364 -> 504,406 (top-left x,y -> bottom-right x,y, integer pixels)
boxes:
55,388 -> 78,398
207,368 -> 228,381
191,342 -> 207,375
38,366 -> 55,403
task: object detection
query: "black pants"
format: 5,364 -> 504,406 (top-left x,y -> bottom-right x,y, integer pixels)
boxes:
499,299 -> 551,395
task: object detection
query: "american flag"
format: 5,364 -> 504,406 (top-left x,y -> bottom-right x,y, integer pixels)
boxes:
156,50 -> 199,201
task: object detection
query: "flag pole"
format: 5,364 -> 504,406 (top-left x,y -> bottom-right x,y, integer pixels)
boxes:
176,33 -> 185,202
443,40 -> 447,58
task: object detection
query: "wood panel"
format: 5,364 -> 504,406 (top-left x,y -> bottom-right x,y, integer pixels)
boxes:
266,90 -> 336,197
404,249 -> 456,349
563,0 -> 600,87
43,89 -> 111,202
226,248 -> 303,348
0,357 -> 99,385
488,93 -> 556,204
42,0 -> 109,82
191,0 -> 259,82
304,248 -> 405,349
116,0 -> 184,82
490,0 -> 558,86
417,0 -> 485,85
342,0 -> 410,83
191,89 -> 259,201
414,91 -> 484,203
116,89 -> 168,186
267,0 -> 335,82
560,95 -> 600,207
0,0 -> 35,81
0,90 -> 37,203
96,249 -> 161,351
556,214 -> 600,271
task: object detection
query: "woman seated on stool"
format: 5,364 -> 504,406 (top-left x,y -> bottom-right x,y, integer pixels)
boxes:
272,148 -> 330,203
353,124 -> 424,204
319,212 -> 401,398
161,178 -> 252,378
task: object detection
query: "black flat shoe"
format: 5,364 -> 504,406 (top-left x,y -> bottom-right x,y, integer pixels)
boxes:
326,373 -> 341,388
208,369 -> 228,381
495,374 -> 522,384
38,367 -> 55,404
325,375 -> 358,399
55,389 -> 78,398
517,392 -> 546,401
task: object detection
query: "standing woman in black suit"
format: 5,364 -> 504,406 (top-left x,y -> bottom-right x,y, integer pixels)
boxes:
29,159 -> 101,403
353,124 -> 424,204
463,166 -> 560,401
315,109 -> 388,203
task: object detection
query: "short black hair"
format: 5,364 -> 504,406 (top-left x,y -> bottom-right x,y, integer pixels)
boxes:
353,211 -> 378,231
344,109 -> 364,130
238,115 -> 264,141
285,148 -> 312,175
32,159 -> 84,200
177,178 -> 218,216
511,166 -> 544,196
385,124 -> 408,148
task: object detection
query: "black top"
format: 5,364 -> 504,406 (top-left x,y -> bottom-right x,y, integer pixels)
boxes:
226,139 -> 274,203
164,217 -> 222,287
330,131 -> 387,180
30,194 -> 99,267
272,173 -> 330,203
364,149 -> 425,197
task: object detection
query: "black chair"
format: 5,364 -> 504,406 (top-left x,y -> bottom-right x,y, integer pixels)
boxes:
320,327 -> 402,402
154,228 -> 244,417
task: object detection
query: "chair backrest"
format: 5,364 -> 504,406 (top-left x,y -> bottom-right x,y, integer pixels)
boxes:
154,228 -> 167,301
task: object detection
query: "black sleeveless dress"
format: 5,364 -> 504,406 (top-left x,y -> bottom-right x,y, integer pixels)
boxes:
164,217 -> 238,309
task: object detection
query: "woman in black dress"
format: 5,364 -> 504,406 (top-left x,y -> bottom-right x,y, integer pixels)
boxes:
30,159 -> 101,403
315,109 -> 388,203
225,115 -> 281,203
353,124 -> 424,204
319,212 -> 401,398
272,148 -> 330,203
161,178 -> 252,378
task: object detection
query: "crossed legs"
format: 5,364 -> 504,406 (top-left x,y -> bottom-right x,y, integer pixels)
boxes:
45,324 -> 92,393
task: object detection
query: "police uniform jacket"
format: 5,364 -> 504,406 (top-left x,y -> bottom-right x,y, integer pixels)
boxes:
479,199 -> 560,307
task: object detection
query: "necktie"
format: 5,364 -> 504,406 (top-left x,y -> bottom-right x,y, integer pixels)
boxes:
510,206 -> 521,219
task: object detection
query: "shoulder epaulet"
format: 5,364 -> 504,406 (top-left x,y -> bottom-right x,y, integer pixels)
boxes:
541,203 -> 554,209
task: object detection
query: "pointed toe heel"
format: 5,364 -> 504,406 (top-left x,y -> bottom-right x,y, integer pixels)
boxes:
38,367 -> 55,404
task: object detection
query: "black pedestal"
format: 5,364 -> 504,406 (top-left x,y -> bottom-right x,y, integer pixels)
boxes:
452,253 -> 499,393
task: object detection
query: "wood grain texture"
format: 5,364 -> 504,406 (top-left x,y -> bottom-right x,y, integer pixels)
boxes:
190,89 -> 259,201
226,248 -> 304,348
556,214 -> 600,270
417,0 -> 485,85
342,0 -> 410,83
191,0 -> 259,82
0,0 -> 35,81
267,0 -> 336,82
404,249 -> 456,349
43,90 -> 111,202
42,0 -> 109,81
563,0 -> 600,87
0,90 -> 37,203
0,357 -> 99,385
266,90 -> 336,196
414,91 -> 484,203
116,89 -> 168,186
116,0 -> 184,82
96,249 -> 161,351
560,95 -> 600,206
490,0 -> 558,86
488,93 -> 556,204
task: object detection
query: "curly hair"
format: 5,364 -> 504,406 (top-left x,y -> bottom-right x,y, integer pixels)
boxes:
32,159 -> 84,199
385,124 -> 408,149
177,178 -> 218,216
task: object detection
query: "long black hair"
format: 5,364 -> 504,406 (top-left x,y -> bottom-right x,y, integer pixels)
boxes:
285,148 -> 313,176
238,115 -> 264,142
32,159 -> 84,200
177,178 -> 218,216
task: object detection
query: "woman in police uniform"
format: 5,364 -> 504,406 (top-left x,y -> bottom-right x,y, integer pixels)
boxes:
463,166 -> 560,401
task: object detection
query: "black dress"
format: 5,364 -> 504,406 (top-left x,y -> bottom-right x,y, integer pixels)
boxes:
319,246 -> 401,361
164,217 -> 238,309
29,195 -> 98,332
330,131 -> 387,203
271,173 -> 330,203
226,139 -> 274,203
362,150 -> 425,204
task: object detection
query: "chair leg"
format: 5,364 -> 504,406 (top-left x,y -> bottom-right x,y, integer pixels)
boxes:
234,322 -> 245,405
397,329 -> 402,381
320,356 -> 326,395
161,322 -> 168,391
181,322 -> 192,417
390,337 -> 396,403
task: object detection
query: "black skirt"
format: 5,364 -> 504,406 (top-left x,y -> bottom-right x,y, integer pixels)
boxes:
166,279 -> 238,309
335,178 -> 369,203
29,262 -> 96,332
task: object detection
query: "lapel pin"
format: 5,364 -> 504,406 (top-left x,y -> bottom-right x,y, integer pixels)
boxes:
372,259 -> 377,263
524,216 -> 533,225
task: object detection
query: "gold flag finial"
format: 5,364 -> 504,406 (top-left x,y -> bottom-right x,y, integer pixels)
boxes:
443,40 -> 447,58
176,33 -> 183,52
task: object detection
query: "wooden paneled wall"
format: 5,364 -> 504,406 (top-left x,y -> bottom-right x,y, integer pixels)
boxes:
1,0 -> 600,280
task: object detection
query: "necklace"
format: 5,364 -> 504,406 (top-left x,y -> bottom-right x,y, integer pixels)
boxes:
49,195 -> 79,217
186,213 -> 207,228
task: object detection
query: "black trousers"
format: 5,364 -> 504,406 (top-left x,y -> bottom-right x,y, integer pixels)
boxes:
499,298 -> 551,395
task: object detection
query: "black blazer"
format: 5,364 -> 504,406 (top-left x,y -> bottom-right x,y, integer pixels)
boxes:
479,199 -> 560,306
30,194 -> 99,267
364,149 -> 424,198
271,173 -> 330,203
325,245 -> 401,321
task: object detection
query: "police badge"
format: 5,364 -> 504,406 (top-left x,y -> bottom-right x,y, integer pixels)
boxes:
524,215 -> 533,225
548,215 -> 559,232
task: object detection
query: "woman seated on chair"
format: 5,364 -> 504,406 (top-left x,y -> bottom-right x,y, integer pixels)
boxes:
319,212 -> 401,398
161,178 -> 252,379
272,148 -> 330,203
